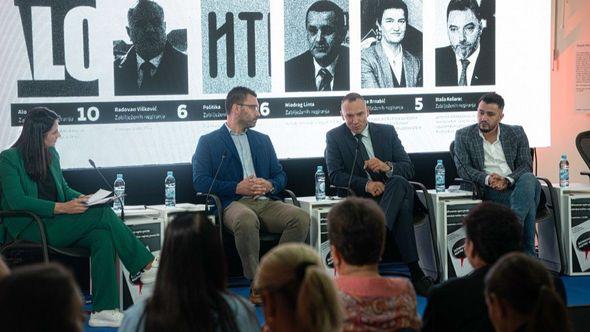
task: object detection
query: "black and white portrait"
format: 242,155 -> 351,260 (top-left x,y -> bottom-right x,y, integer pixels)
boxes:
360,0 -> 423,89
435,0 -> 495,86
284,0 -> 349,92
113,0 -> 188,96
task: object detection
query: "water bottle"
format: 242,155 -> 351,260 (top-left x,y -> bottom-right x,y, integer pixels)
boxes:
435,160 -> 445,193
315,166 -> 326,200
113,174 -> 125,212
165,171 -> 176,207
559,154 -> 569,188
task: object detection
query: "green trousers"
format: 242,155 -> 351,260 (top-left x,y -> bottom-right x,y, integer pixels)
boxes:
19,205 -> 154,311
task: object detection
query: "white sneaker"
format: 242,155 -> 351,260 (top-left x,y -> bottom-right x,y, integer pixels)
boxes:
141,255 -> 159,284
88,309 -> 124,328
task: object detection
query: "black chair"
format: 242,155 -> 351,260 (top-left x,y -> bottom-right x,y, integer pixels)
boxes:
449,141 -> 565,273
576,130 -> 590,181
0,211 -> 90,265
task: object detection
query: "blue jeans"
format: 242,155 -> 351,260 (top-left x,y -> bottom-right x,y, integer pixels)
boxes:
484,173 -> 541,256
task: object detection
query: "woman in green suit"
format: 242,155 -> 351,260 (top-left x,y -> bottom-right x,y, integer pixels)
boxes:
0,107 -> 155,328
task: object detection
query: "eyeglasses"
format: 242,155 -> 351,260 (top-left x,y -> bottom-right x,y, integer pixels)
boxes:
238,104 -> 260,112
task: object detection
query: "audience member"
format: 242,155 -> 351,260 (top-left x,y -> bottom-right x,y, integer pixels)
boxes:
328,197 -> 421,331
485,252 -> 572,332
0,263 -> 84,332
119,212 -> 259,332
422,202 -> 522,332
254,243 -> 342,332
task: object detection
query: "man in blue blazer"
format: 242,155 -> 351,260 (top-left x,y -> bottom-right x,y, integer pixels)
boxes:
453,92 -> 540,255
192,86 -> 310,303
325,92 -> 433,295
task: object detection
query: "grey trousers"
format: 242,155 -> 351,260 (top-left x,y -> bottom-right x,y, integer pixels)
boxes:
223,198 -> 310,279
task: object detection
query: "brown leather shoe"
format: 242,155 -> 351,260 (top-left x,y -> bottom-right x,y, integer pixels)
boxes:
249,287 -> 263,305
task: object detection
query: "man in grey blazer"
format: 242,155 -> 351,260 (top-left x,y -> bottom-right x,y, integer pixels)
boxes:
326,92 -> 433,295
361,0 -> 422,88
453,92 -> 540,255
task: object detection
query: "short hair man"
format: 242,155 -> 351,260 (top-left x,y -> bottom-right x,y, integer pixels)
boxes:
453,92 -> 541,255
192,86 -> 310,304
422,202 -> 522,332
285,0 -> 349,92
435,0 -> 494,86
325,92 -> 433,295
114,0 -> 188,95
328,197 -> 421,331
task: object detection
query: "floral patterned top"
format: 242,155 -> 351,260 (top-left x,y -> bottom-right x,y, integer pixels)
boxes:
335,275 -> 421,332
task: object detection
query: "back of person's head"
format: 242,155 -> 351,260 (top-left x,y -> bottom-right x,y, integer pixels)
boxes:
146,212 -> 238,332
0,263 -> 83,332
255,243 -> 342,332
225,86 -> 257,114
463,201 -> 522,264
328,197 -> 385,266
13,106 -> 60,180
485,252 -> 571,332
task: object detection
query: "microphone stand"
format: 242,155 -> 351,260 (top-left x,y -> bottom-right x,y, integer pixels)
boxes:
88,159 -> 125,221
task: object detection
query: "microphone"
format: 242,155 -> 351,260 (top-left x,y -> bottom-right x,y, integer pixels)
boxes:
341,140 -> 360,197
88,159 -> 125,220
204,150 -> 227,207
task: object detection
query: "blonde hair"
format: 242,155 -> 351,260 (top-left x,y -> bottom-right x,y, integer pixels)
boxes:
255,243 -> 342,332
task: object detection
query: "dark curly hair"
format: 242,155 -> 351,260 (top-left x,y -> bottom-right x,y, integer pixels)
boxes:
327,197 -> 385,265
463,201 -> 522,264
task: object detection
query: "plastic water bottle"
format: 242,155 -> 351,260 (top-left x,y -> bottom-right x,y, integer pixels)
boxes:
165,171 -> 176,207
315,166 -> 326,200
559,154 -> 569,188
435,160 -> 445,193
113,174 -> 125,212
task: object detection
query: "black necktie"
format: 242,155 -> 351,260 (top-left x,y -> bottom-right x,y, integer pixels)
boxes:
318,68 -> 333,91
355,134 -> 384,182
140,61 -> 155,89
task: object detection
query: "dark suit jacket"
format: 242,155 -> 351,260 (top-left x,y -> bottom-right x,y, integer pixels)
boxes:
325,123 -> 414,197
0,147 -> 81,237
422,266 -> 494,332
435,45 -> 494,86
192,125 -> 286,209
114,41 -> 188,95
285,47 -> 350,92
453,123 -> 532,188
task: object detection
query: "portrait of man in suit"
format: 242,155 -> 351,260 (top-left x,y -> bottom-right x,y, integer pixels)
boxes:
114,0 -> 188,96
435,0 -> 495,86
285,0 -> 349,92
361,0 -> 422,88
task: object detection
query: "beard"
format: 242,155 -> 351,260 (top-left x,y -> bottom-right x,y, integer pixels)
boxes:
479,122 -> 497,133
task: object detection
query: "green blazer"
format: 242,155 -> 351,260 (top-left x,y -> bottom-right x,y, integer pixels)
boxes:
0,147 -> 81,238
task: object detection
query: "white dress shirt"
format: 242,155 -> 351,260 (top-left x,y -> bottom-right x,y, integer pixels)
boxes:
479,126 -> 514,185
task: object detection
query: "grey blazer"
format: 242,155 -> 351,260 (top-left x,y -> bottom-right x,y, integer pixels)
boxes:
453,123 -> 532,187
361,42 -> 422,88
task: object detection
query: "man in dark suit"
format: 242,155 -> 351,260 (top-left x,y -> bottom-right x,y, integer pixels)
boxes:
453,92 -> 540,255
192,86 -> 310,304
325,92 -> 433,295
285,0 -> 349,92
435,0 -> 494,86
422,202 -> 522,332
114,0 -> 188,95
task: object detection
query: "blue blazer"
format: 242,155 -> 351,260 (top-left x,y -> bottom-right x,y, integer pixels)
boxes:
192,124 -> 286,209
325,123 -> 414,196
